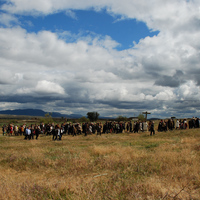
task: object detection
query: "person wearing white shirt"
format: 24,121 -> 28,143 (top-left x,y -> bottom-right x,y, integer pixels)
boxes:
24,127 -> 31,140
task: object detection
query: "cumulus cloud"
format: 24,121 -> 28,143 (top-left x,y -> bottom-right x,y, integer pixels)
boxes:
0,0 -> 200,118
0,69 -> 22,85
154,70 -> 186,87
35,80 -> 65,95
2,1 -> 200,31
176,81 -> 200,100
0,13 -> 19,26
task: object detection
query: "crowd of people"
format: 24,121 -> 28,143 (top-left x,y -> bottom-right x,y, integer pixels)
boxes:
1,117 -> 199,140
157,117 -> 200,132
1,120 -> 150,139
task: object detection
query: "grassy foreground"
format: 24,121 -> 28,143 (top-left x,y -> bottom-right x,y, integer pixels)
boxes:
0,128 -> 200,200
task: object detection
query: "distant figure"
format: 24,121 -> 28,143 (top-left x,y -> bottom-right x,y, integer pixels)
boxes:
35,126 -> 41,140
52,127 -> 57,141
143,121 -> 148,132
176,119 -> 180,130
2,125 -> 6,136
58,128 -> 61,140
150,121 -> 155,136
96,123 -> 102,136
24,127 -> 31,140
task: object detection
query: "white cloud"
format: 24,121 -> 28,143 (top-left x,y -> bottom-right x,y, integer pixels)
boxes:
0,0 -> 200,117
0,13 -> 19,26
0,69 -> 22,84
176,81 -> 200,100
155,89 -> 175,101
2,0 -> 200,32
65,10 -> 78,20
35,80 -> 65,95
16,87 -> 31,94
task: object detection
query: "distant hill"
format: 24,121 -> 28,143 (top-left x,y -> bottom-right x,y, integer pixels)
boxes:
0,109 -> 45,116
0,109 -> 83,119
149,118 -> 160,121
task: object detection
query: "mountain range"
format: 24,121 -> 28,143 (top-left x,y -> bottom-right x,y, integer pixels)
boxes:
0,109 -> 161,120
0,109 -> 115,119
0,109 -> 83,119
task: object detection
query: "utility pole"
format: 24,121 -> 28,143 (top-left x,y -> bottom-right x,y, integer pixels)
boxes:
142,111 -> 151,120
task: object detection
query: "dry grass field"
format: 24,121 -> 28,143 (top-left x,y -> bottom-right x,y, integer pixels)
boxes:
0,123 -> 200,200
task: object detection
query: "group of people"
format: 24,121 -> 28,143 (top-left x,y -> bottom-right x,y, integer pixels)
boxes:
157,117 -> 200,132
2,123 -> 41,140
1,120 -> 153,139
1,117 -> 199,140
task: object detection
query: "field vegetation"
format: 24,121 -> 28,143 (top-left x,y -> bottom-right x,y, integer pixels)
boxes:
0,119 -> 200,199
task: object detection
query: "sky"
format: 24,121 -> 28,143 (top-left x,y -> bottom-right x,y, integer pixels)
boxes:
0,0 -> 200,119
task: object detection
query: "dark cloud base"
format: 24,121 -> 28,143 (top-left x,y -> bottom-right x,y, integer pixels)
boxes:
0,94 -> 199,119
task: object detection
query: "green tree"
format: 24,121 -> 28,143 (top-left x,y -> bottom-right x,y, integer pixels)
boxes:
79,116 -> 89,123
115,116 -> 128,122
87,112 -> 100,122
138,113 -> 145,121
40,112 -> 54,124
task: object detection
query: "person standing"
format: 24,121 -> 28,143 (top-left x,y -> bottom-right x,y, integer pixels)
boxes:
54,124 -> 59,140
52,127 -> 57,141
96,123 -> 102,136
35,126 -> 40,140
2,125 -> 6,136
150,121 -> 155,136
30,125 -> 34,139
176,119 -> 180,130
24,126 -> 31,140
57,128 -> 61,140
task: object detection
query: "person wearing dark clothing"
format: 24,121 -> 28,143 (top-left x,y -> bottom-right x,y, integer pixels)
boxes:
46,124 -> 51,135
2,125 -> 6,136
158,120 -> 162,132
134,121 -> 139,133
68,123 -> 74,135
96,123 -> 102,136
126,123 -> 129,132
130,122 -> 132,132
35,126 -> 40,140
195,118 -> 199,128
82,123 -> 88,136
52,128 -> 57,140
150,121 -> 155,136
30,126 -> 34,139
